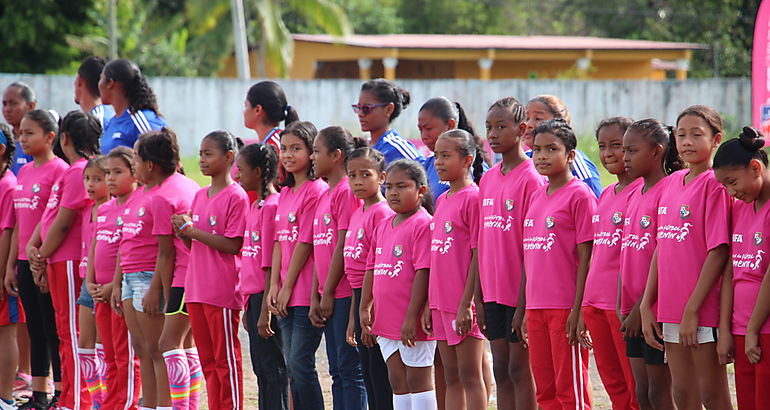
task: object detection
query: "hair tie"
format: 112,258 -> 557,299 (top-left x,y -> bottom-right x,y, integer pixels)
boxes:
285,104 -> 292,113
739,126 -> 765,151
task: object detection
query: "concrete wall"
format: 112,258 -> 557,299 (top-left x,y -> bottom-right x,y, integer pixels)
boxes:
0,75 -> 750,155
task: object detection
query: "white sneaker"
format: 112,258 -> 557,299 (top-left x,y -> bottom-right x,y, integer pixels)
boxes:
0,398 -> 17,410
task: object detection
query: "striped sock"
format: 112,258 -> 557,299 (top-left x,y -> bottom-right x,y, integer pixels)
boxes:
162,349 -> 190,410
77,348 -> 105,407
185,347 -> 202,410
95,343 -> 107,395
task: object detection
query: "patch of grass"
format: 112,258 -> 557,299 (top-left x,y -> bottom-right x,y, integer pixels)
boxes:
181,156 -> 207,187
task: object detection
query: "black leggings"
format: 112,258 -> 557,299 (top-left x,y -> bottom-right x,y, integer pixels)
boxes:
17,260 -> 61,381
353,287 -> 393,410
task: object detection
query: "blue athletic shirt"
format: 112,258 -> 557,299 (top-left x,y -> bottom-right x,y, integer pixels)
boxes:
371,129 -> 424,165
101,108 -> 165,154
90,104 -> 115,130
11,141 -> 32,175
526,148 -> 602,197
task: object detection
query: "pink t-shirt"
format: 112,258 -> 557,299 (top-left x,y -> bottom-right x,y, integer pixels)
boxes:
40,158 -> 91,263
239,193 -> 280,297
523,178 -> 597,309
619,178 -> 669,315
119,187 -> 157,273
79,203 -> 96,279
429,184 -> 480,313
313,178 -> 361,298
185,183 -> 249,310
14,157 -> 68,260
343,201 -> 394,289
0,171 -> 18,231
367,209 -> 433,341
656,169 -> 731,327
150,173 -> 199,287
274,179 -> 328,307
730,199 -> 770,335
583,179 -> 642,310
94,191 -> 139,284
478,161 -> 544,307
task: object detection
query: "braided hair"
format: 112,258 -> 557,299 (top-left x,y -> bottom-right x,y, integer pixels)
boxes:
136,127 -> 180,175
59,110 -> 101,160
533,119 -> 577,151
239,144 -> 279,199
627,119 -> 685,175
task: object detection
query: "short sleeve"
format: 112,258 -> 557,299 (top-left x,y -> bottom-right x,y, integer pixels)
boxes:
150,195 -> 176,236
704,181 -> 732,251
297,187 -> 321,244
0,188 -> 15,230
366,220 -> 384,271
60,168 -> 88,211
333,189 -> 360,231
412,219 -> 432,271
224,192 -> 249,238
465,193 -> 480,248
573,192 -> 598,244
260,202 -> 279,269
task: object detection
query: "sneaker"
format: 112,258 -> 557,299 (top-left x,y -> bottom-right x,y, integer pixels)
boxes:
44,396 -> 58,410
16,399 -> 46,410
0,398 -> 16,410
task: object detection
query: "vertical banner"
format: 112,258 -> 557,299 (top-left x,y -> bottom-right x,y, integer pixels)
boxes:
753,0 -> 770,137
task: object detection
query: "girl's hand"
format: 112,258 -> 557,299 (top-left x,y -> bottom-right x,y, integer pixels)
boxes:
455,304 -> 473,336
401,317 -> 418,347
622,307 -> 642,339
745,331 -> 762,364
32,268 -> 46,288
716,330 -> 734,365
26,245 -> 41,265
640,303 -> 664,351
172,213 -> 193,237
359,308 -> 375,348
142,285 -> 163,316
4,268 -> 18,297
513,308 -> 527,348
87,282 -> 101,298
679,309 -> 699,347
319,292 -> 334,320
266,287 -> 279,315
275,287 -> 292,318
309,298 -> 326,328
361,330 -> 375,348
97,283 -> 113,303
346,318 -> 357,347
565,309 -> 580,345
577,314 -> 592,350
110,285 -> 123,317
257,310 -> 274,339
421,306 -> 433,338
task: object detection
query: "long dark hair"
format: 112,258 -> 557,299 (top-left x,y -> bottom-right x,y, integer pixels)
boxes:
246,81 -> 299,126
240,144 -> 279,199
103,59 -> 160,115
280,121 -> 317,188
59,110 -> 101,160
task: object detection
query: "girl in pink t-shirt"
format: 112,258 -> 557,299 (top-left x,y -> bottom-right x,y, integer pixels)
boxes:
236,143 -> 288,409
580,117 -> 640,410
713,128 -> 770,409
267,122 -> 329,408
173,131 -> 249,410
309,126 -> 367,407
522,119 -> 596,410
422,130 -> 486,409
75,155 -> 110,407
87,147 -> 141,409
26,110 -> 100,410
6,110 -> 67,408
360,159 -> 437,410
639,105 -> 733,409
619,119 -> 682,409
478,97 -> 541,410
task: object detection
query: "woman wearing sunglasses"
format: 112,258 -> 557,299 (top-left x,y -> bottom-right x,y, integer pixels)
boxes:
353,79 -> 424,165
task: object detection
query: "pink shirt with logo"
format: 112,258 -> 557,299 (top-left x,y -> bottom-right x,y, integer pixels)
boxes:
429,184 -> 480,313
185,183 -> 249,310
239,193 -> 280,297
79,203 -> 96,279
274,179 -> 329,307
94,191 -> 139,284
150,173 -> 199,287
730,199 -> 770,335
344,201 -> 394,289
0,171 -> 17,231
583,179 -> 642,310
656,169 -> 731,327
367,209 -> 433,341
119,187 -> 157,273
40,158 -> 91,263
478,161 -> 544,307
619,178 -> 669,315
14,157 -> 68,260
313,178 -> 362,298
523,178 -> 597,309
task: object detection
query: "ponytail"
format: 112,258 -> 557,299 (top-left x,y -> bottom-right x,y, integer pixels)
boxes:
247,81 -> 299,126
714,126 -> 769,169
627,119 -> 684,176
664,125 -> 685,175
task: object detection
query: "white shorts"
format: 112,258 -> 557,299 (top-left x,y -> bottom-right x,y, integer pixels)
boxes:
662,323 -> 718,344
377,336 -> 436,368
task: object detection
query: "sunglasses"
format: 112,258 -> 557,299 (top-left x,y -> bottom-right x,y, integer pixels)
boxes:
352,102 -> 388,115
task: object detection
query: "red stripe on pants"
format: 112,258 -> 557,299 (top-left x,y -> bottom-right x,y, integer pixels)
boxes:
734,334 -> 770,410
527,309 -> 591,410
188,302 -> 244,410
94,302 -> 140,410
582,306 -> 638,410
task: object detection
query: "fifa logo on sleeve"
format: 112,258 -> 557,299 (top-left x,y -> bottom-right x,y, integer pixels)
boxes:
658,206 -> 667,215
592,215 -> 600,223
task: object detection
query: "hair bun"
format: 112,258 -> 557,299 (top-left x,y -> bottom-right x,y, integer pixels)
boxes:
739,126 -> 765,151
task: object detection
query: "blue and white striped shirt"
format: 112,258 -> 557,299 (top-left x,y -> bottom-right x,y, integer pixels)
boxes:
372,129 -> 424,165
90,104 -> 115,129
100,108 -> 166,154
526,148 -> 602,197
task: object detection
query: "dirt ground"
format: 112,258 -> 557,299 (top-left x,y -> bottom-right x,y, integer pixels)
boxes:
197,328 -> 737,409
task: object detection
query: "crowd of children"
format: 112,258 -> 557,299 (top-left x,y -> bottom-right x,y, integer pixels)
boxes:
0,55 -> 767,410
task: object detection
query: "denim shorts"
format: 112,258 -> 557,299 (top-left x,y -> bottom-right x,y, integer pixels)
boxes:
121,271 -> 155,312
76,281 -> 94,309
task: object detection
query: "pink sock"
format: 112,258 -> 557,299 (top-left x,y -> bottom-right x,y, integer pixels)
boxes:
77,348 -> 105,407
185,347 -> 202,410
95,343 -> 107,394
162,349 -> 190,410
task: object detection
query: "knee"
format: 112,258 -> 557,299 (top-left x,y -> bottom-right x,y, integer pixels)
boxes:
491,356 -> 509,381
671,386 -> 693,409
700,386 -> 729,409
157,337 -> 176,354
130,339 -> 147,359
508,359 -> 532,382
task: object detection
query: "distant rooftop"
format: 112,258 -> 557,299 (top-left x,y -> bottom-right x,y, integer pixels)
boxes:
293,34 -> 706,51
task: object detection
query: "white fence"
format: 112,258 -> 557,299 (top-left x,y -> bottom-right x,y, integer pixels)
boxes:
0,75 -> 751,155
